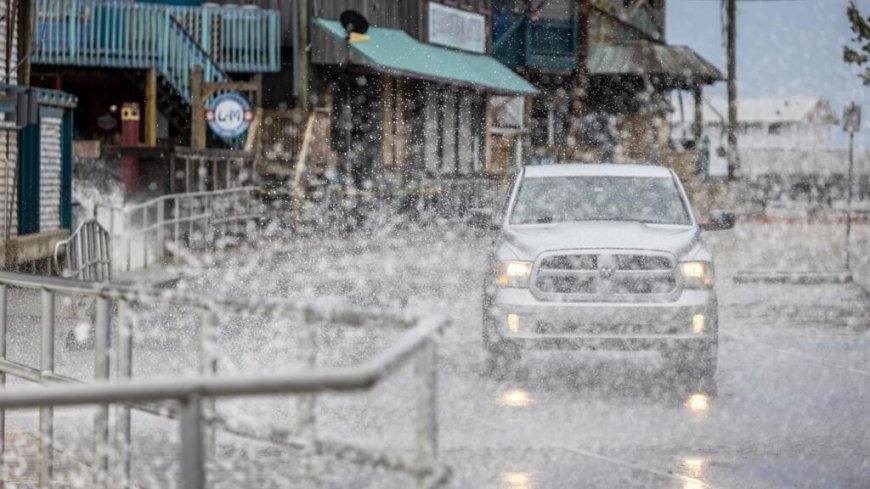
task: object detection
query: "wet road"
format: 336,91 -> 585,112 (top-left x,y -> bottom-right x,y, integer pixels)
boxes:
3,220 -> 870,488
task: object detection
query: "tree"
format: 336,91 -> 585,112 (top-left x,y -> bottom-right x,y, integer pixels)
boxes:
844,1 -> 870,84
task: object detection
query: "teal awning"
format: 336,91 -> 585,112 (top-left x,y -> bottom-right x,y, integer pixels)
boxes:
313,18 -> 539,96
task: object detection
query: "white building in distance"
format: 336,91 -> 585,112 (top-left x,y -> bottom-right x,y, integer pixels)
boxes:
670,96 -> 839,175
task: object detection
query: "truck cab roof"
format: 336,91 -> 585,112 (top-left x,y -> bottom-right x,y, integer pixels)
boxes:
523,164 -> 675,179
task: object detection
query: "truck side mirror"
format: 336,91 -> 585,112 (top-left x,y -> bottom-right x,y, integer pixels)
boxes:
701,210 -> 735,231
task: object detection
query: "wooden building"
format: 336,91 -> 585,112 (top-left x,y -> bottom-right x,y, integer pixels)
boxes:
300,1 -> 537,193
0,0 -> 78,270
493,0 -> 722,167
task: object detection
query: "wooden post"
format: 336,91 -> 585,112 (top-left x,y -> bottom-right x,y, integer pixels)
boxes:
692,86 -> 703,144
569,0 -> 590,156
395,79 -> 406,168
383,77 -> 394,168
190,66 -> 205,149
145,69 -> 158,147
484,94 -> 493,175
296,0 -> 309,110
18,0 -> 33,85
291,113 -> 317,229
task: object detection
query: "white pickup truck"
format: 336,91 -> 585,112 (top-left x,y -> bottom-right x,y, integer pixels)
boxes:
482,164 -> 735,386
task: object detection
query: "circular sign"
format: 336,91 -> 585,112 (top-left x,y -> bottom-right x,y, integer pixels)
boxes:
206,92 -> 253,139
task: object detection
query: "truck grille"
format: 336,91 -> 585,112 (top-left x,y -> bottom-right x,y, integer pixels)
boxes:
533,251 -> 677,302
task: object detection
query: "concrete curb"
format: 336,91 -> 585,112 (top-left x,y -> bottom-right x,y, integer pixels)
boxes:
733,270 -> 854,285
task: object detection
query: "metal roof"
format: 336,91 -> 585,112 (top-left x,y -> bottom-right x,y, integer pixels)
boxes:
670,96 -> 840,125
313,18 -> 539,96
587,42 -> 723,85
524,163 -> 674,178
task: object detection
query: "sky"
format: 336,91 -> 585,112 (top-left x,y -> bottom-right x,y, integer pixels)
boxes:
667,0 -> 869,148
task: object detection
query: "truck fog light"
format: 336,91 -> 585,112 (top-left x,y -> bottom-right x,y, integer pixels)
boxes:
506,314 -> 520,333
692,314 -> 705,334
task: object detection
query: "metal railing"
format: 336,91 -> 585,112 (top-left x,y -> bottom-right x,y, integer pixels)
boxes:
53,218 -> 112,281
0,271 -> 450,489
33,0 -> 280,102
95,186 -> 264,271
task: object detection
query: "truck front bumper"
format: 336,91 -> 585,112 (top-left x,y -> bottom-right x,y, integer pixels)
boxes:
490,288 -> 717,352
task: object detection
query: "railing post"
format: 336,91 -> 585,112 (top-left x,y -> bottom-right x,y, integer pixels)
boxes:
180,394 -> 206,489
174,196 -> 181,252
0,284 -> 6,489
295,312 -> 317,477
93,296 -> 112,489
125,211 -> 131,272
76,222 -> 85,279
39,290 -> 56,489
114,300 -> 132,489
157,200 -> 166,262
70,0 -> 78,62
414,339 -> 438,487
107,207 -> 116,278
161,8 -> 170,76
199,309 -> 218,480
142,207 -> 149,269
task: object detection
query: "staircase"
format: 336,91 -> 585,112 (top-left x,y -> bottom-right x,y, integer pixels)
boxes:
32,0 -> 280,132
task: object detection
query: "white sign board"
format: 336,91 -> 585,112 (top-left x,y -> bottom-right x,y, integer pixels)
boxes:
205,92 -> 253,139
428,2 -> 486,54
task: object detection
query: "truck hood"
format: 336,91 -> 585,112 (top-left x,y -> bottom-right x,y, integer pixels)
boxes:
501,221 -> 699,259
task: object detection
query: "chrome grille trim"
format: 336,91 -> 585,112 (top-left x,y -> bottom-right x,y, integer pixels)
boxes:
531,250 -> 679,302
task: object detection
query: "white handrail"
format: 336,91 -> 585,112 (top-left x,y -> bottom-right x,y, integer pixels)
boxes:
0,271 -> 449,488
93,187 -> 264,271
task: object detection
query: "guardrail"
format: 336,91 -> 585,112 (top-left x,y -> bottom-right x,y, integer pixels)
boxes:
95,186 -> 263,271
0,271 -> 450,489
53,219 -> 112,281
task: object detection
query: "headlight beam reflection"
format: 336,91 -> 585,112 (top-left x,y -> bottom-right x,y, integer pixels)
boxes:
502,471 -> 534,489
498,388 -> 534,407
686,393 -> 710,413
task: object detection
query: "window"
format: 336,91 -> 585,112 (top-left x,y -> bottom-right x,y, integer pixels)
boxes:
768,122 -> 786,135
509,176 -> 692,226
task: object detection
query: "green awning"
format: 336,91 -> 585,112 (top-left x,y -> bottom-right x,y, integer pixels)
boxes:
313,18 -> 539,96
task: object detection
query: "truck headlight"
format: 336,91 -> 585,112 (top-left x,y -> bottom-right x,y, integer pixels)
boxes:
497,260 -> 533,288
679,261 -> 714,289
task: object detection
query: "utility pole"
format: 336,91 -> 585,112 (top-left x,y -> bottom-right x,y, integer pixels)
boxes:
569,0 -> 590,154
726,0 -> 738,180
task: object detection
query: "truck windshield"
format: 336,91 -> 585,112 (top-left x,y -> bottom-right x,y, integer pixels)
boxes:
509,176 -> 692,226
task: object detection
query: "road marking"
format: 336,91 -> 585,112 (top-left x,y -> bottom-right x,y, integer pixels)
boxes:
723,332 -> 870,377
